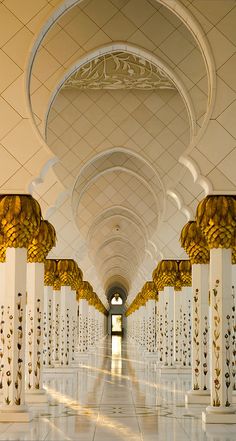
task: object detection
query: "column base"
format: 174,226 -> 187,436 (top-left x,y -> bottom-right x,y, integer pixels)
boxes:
185,390 -> 210,405
202,405 -> 236,424
25,389 -> 48,403
0,404 -> 32,422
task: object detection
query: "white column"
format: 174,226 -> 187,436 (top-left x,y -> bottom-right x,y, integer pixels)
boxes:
139,305 -> 146,351
157,291 -> 164,366
43,286 -> 53,368
78,299 -> 88,354
173,289 -> 181,366
87,303 -> 93,351
146,299 -> 156,354
186,263 -> 210,404
0,263 -> 6,395
52,289 -> 61,365
25,262 -> 47,402
181,287 -> 191,368
0,248 -> 31,422
59,286 -> 71,366
163,287 -> 174,367
203,248 -> 236,423
232,266 -> 236,393
69,290 -> 77,365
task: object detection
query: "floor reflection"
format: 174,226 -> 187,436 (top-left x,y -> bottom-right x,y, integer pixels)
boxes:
111,335 -> 122,375
0,338 -> 236,440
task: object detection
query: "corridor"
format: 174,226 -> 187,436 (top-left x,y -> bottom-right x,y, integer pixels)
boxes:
0,337 -> 235,441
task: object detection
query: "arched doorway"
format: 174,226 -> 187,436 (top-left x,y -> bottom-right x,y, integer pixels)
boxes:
107,286 -> 127,337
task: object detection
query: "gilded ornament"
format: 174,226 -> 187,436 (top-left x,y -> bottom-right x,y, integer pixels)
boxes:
154,260 -> 179,288
44,259 -> 57,286
0,230 -> 6,263
58,259 -> 81,288
27,220 -> 56,263
196,195 -> 236,249
0,194 -> 42,248
179,260 -> 192,287
180,221 -> 209,264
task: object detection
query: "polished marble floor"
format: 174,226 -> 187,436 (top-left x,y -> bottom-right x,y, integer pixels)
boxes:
0,336 -> 236,440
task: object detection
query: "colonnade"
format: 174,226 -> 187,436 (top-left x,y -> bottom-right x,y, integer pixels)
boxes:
126,263 -> 192,371
127,195 -> 236,424
0,193 -> 236,425
0,194 -> 108,422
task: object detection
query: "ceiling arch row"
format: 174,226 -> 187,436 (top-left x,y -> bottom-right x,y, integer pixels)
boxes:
25,0 -> 217,299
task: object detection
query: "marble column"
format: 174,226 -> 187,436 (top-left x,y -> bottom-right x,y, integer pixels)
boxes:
195,195 -> 236,423
186,264 -> 210,403
180,220 -> 210,404
157,291 -> 164,366
145,299 -> 156,354
25,262 -> 47,402
0,194 -> 42,422
78,299 -> 89,354
163,286 -> 174,367
59,285 -> 71,366
232,263 -> 236,393
203,248 -> 235,422
52,286 -> 61,365
0,249 -> 30,421
181,286 -> 192,368
43,285 -> 53,368
69,290 -> 78,365
0,261 -> 6,397
173,288 -> 182,367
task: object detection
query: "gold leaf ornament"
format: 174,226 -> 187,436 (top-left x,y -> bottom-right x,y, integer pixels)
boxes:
0,195 -> 42,248
180,221 -> 209,264
196,195 -> 236,249
27,220 -> 56,263
44,259 -> 57,286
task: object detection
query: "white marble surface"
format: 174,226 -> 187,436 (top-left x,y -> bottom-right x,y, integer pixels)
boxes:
0,336 -> 236,440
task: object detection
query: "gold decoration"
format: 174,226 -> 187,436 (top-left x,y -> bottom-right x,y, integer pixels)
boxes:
232,248 -> 236,265
142,281 -> 158,301
174,277 -> 182,291
180,221 -> 209,264
53,278 -> 61,291
27,220 -> 56,263
71,265 -> 83,291
77,281 -> 93,301
44,259 -> 57,286
179,260 -> 192,287
154,260 -> 179,288
196,195 -> 236,249
57,259 -> 78,286
0,230 -> 6,263
0,194 -> 42,248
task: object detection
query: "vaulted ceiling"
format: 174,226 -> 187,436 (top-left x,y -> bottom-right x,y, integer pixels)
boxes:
0,0 -> 236,306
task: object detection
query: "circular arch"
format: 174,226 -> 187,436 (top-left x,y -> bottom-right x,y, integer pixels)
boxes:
43,42 -> 196,141
25,0 -> 215,156
87,206 -> 149,250
106,285 -> 128,303
93,235 -> 143,268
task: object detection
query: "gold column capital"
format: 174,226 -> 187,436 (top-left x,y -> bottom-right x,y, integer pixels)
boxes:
0,231 -> 6,263
180,220 -> 209,264
196,195 -> 236,249
44,259 -> 57,286
0,194 -> 42,248
179,259 -> 192,287
27,220 -> 56,263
